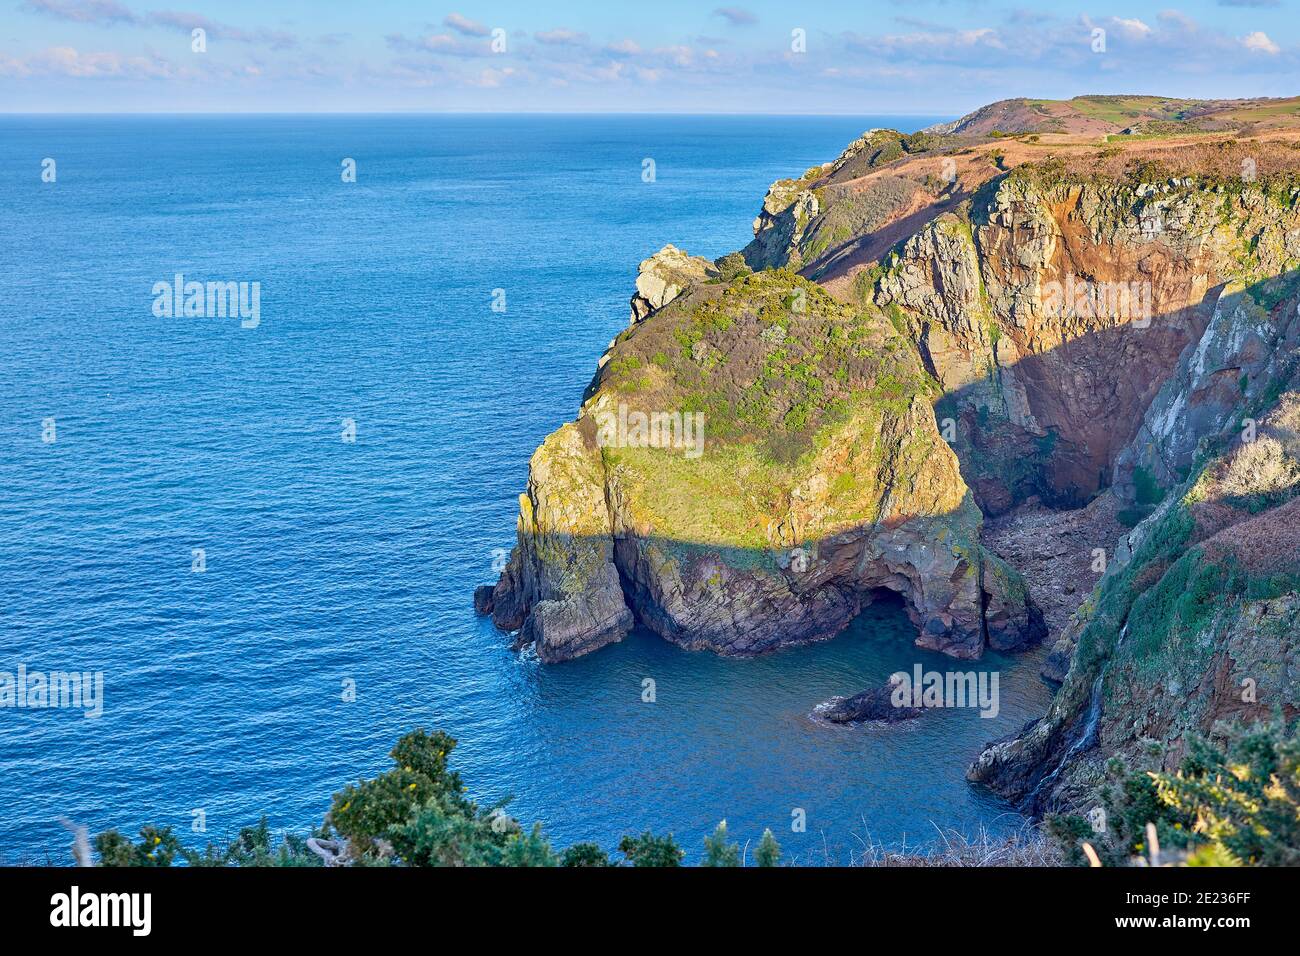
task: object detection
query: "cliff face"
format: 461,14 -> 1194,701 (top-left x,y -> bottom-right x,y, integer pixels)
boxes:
477,269 -> 1041,662
873,171 -> 1300,514
479,98 -> 1300,825
877,176 -> 1300,813
970,363 -> 1300,812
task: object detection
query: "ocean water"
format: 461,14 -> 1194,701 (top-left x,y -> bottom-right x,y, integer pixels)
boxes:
0,114 -> 1054,864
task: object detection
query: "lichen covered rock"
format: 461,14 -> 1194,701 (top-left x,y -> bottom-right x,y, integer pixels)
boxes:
872,169 -> 1300,513
628,244 -> 716,324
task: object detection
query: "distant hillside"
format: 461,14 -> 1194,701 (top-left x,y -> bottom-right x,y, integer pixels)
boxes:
926,94 -> 1300,138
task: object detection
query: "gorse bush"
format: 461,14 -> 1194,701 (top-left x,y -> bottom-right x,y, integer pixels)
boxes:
560,842 -> 611,867
618,832 -> 686,867
87,729 -> 781,868
94,825 -> 182,868
89,720 -> 1300,868
1050,719 -> 1300,866
93,817 -> 319,868
755,829 -> 782,867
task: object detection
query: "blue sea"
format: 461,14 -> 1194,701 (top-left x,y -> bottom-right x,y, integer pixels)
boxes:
0,114 -> 1054,864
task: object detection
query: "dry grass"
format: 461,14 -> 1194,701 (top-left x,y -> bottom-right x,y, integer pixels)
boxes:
1189,390 -> 1300,563
848,821 -> 1063,867
1001,136 -> 1300,184
1202,495 -> 1300,575
1216,435 -> 1300,505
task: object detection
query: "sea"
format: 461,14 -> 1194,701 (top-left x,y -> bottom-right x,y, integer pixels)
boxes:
0,114 -> 1055,864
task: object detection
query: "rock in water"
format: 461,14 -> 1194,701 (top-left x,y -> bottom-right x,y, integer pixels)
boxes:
816,675 -> 924,724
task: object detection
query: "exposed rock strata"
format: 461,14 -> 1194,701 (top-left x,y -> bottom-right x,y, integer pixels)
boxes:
479,105 -> 1300,827
873,174 -> 1300,512
970,362 -> 1300,813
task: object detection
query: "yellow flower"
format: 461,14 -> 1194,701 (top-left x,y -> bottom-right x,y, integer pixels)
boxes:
408,783 -> 417,791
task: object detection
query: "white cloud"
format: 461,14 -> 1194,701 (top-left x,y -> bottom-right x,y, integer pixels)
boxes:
1110,17 -> 1153,40
534,29 -> 589,46
469,66 -> 516,87
443,13 -> 489,38
713,7 -> 758,27
147,11 -> 297,49
20,0 -> 137,25
384,32 -> 489,58
1241,31 -> 1281,55
9,44 -> 177,78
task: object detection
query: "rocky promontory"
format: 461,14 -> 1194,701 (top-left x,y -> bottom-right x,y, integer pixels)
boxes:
477,266 -> 1042,662
479,93 -> 1300,826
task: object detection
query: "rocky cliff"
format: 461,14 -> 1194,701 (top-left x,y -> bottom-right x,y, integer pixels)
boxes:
477,267 -> 1041,662
970,361 -> 1300,813
479,95 -> 1300,823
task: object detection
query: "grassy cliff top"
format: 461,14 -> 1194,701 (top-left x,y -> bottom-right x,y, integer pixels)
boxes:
588,270 -> 936,460
575,269 -> 969,550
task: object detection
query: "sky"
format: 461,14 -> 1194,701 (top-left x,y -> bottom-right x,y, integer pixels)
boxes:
1,0 -> 1298,113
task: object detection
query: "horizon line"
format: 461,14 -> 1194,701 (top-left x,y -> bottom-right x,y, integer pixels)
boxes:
0,109 -> 953,118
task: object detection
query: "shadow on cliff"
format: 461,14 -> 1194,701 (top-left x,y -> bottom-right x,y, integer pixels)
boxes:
473,470 -> 1047,669
476,264 -> 1299,681
807,186 -> 976,288
960,267 -> 1300,812
929,264 -> 1300,516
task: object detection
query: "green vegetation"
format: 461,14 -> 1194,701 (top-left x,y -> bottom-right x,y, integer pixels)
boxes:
755,828 -> 782,867
1065,95 -> 1196,127
94,818 -> 318,868
1104,121 -> 1218,142
560,842 -> 611,866
713,250 -> 752,282
1072,492 -> 1196,677
1132,465 -> 1165,506
799,177 -> 916,264
617,832 -> 686,867
1116,505 -> 1154,529
701,821 -> 740,867
88,729 -> 782,868
589,268 -> 953,548
826,128 -> 957,183
1050,720 -> 1300,866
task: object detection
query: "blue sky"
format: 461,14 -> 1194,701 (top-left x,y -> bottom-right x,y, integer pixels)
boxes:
2,0 -> 1297,113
